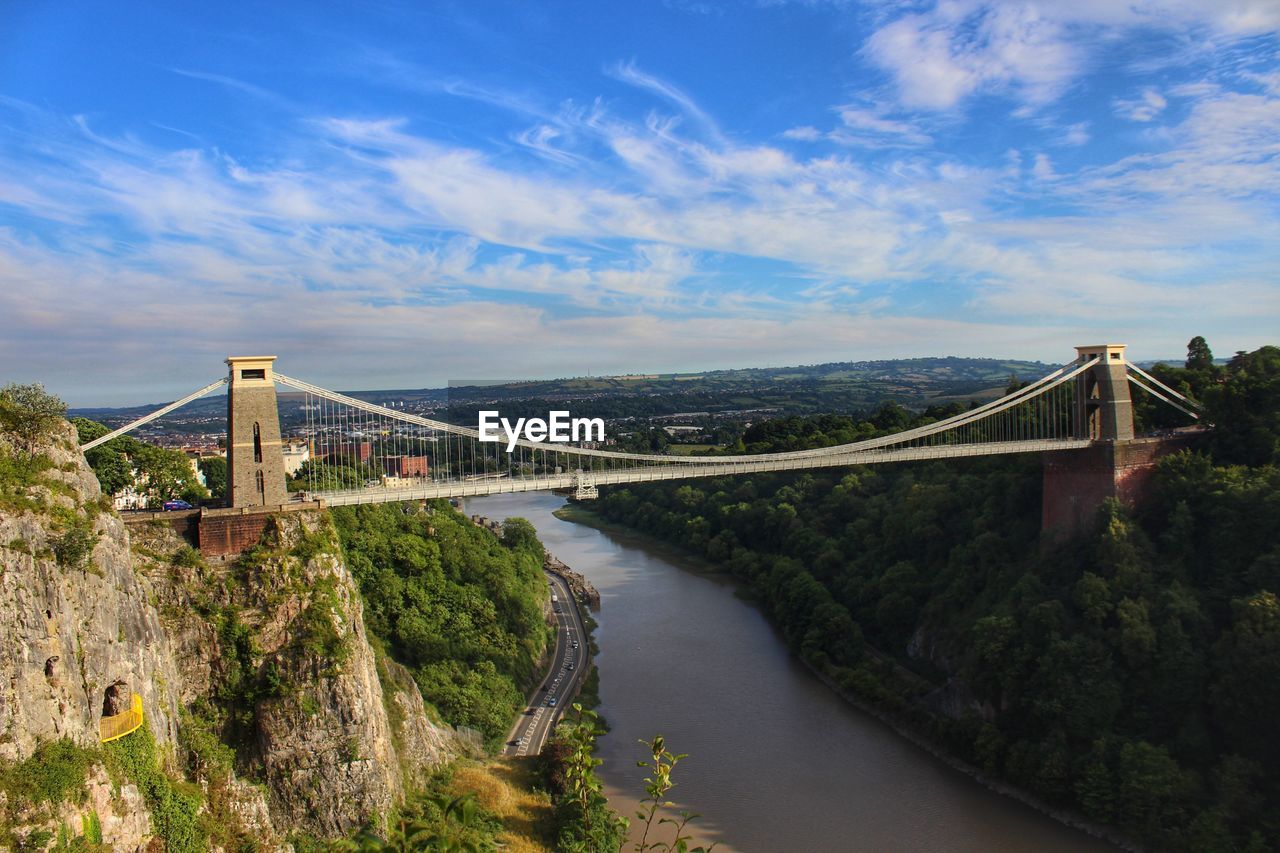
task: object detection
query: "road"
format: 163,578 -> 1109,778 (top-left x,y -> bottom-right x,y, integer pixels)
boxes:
502,570 -> 588,757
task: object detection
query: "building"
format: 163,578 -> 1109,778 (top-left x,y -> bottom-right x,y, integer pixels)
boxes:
317,441 -> 372,464
337,441 -> 373,463
112,483 -> 147,511
281,441 -> 310,477
380,474 -> 416,489
382,455 -> 429,478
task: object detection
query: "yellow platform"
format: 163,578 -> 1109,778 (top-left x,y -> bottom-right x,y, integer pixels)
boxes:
99,694 -> 144,743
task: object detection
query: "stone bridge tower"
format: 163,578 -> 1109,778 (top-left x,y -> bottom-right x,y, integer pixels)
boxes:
1043,343 -> 1192,537
1074,344 -> 1134,441
226,356 -> 288,508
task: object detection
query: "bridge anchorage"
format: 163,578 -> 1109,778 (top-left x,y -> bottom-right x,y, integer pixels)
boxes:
85,344 -> 1201,553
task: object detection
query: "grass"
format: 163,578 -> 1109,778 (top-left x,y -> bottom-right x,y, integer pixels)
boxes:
0,448 -> 52,514
0,739 -> 103,848
448,759 -> 555,852
665,444 -> 720,455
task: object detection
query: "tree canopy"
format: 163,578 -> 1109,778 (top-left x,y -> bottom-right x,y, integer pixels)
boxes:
74,418 -> 209,506
592,342 -> 1280,851
0,383 -> 67,453
331,501 -> 551,743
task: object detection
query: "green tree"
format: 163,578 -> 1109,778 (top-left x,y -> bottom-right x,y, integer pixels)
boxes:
501,517 -> 541,554
1205,346 -> 1280,466
1113,740 -> 1189,840
0,382 -> 67,453
585,359 -> 1280,850
551,705 -> 627,852
1211,592 -> 1280,766
74,417 -> 208,505
1186,336 -> 1214,372
199,456 -> 227,501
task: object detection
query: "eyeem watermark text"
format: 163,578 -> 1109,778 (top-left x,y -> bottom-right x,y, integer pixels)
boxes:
478,411 -> 605,452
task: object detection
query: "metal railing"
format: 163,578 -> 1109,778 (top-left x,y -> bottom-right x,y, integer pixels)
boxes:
99,693 -> 144,743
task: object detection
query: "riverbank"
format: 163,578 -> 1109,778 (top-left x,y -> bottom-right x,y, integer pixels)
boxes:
544,553 -> 601,609
553,504 -> 723,576
559,501 -> 1139,852
471,491 -> 1115,851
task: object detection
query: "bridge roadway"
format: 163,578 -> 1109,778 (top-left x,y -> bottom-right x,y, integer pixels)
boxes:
503,571 -> 589,757
314,438 -> 1093,506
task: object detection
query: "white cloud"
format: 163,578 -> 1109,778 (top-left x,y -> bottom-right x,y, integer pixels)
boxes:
1113,88 -> 1168,122
608,60 -> 724,142
1081,90 -> 1280,199
863,1 -> 1280,115
780,106 -> 932,149
2,52 -> 1278,402
1062,122 -> 1090,146
835,106 -> 933,145
782,125 -> 823,141
168,68 -> 287,105
864,2 -> 1081,111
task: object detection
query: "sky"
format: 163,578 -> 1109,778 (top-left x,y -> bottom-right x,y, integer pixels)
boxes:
1,1 -> 1278,406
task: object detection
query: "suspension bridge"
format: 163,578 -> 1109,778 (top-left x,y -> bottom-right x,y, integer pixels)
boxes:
85,344 -> 1200,552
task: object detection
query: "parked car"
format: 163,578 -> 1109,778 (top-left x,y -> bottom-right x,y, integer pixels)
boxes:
162,500 -> 193,511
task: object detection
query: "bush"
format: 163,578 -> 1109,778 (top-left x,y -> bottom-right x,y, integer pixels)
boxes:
171,545 -> 202,569
0,450 -> 53,513
0,738 -> 94,806
82,810 -> 104,844
104,727 -> 206,851
0,383 -> 67,453
53,523 -> 96,571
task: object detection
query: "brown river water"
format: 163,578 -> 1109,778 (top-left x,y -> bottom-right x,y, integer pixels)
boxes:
465,492 -> 1115,853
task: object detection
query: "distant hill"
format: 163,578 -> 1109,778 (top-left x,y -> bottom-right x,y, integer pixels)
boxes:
70,355 -> 1054,433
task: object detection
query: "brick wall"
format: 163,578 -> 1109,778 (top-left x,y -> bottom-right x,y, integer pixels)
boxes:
197,512 -> 274,557
121,509 -> 200,546
1042,434 -> 1200,538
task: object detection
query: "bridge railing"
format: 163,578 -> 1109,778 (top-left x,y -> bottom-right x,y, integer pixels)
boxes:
99,693 -> 144,743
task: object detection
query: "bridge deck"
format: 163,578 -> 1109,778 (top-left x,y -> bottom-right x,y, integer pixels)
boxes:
313,439 -> 1093,506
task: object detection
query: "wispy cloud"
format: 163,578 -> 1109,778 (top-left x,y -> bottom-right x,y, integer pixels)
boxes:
1,3 -> 1277,402
862,1 -> 1280,116
169,68 -> 285,103
608,60 -> 725,142
1113,88 -> 1168,122
864,3 -> 1080,111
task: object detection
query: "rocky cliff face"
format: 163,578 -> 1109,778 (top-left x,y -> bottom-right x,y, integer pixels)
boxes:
0,423 -> 461,846
0,422 -> 181,763
132,506 -> 463,839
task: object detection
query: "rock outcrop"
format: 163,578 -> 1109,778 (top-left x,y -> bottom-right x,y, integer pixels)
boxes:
546,555 -> 601,610
0,422 -> 461,845
0,422 -> 181,763
131,510 -> 462,838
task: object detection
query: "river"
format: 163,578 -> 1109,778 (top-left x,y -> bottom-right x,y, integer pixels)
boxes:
465,492 -> 1114,853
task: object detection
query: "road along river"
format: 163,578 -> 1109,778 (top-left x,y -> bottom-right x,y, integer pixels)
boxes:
466,493 -> 1115,853
501,570 -> 587,757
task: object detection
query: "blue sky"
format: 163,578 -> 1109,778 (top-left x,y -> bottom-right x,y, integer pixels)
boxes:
1,1 -> 1278,405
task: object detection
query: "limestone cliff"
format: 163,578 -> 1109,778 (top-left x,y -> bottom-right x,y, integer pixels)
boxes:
0,423 -> 182,762
0,422 -> 462,847
130,505 -> 465,841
